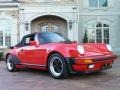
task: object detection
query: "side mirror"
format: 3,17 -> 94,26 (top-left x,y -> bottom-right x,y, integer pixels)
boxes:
9,46 -> 14,49
29,41 -> 37,46
73,41 -> 77,43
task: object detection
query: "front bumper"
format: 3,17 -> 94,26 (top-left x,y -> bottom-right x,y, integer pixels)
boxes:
66,55 -> 117,74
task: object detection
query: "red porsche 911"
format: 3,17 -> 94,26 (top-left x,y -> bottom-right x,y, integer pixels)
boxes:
5,32 -> 117,79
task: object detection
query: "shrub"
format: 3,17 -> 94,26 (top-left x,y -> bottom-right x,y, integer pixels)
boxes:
0,52 -> 3,61
83,30 -> 88,43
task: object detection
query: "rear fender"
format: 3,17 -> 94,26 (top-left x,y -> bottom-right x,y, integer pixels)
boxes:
5,50 -> 21,64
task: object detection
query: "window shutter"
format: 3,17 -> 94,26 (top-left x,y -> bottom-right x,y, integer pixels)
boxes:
83,0 -> 89,8
108,0 -> 114,7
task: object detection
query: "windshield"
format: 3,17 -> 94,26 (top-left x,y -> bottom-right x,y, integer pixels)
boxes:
38,32 -> 71,44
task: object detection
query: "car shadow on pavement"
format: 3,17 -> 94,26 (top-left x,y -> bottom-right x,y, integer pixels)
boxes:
67,71 -> 108,80
13,68 -> 109,80
18,68 -> 49,75
1,61 -> 114,80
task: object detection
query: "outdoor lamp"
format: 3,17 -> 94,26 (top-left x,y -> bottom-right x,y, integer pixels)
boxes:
25,22 -> 29,31
69,20 -> 73,30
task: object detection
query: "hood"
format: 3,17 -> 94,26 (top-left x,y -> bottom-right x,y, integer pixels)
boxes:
82,43 -> 111,56
44,42 -> 111,57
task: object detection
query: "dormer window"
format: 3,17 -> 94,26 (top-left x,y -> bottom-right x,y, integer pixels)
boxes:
89,0 -> 108,8
34,0 -> 61,3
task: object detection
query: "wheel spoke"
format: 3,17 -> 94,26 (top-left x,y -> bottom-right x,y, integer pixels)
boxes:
50,56 -> 63,76
53,61 -> 62,73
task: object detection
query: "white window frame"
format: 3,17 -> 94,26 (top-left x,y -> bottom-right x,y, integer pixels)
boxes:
87,23 -> 110,44
36,0 -> 61,3
89,0 -> 108,9
0,19 -> 11,48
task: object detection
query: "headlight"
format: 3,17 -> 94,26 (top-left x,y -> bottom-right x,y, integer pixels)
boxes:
106,44 -> 112,51
77,45 -> 85,54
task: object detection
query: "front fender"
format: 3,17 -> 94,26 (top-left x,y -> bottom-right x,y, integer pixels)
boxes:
47,46 -> 78,59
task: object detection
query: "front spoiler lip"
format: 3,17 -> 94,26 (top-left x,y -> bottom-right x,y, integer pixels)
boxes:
65,55 -> 117,74
75,54 -> 117,62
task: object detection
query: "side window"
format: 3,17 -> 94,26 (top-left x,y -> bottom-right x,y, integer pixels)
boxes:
24,35 -> 35,46
24,38 -> 30,45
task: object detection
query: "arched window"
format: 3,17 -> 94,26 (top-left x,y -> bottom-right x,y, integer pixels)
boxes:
0,19 -> 11,47
87,22 -> 109,44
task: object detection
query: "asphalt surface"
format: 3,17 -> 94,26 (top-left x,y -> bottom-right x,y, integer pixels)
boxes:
0,58 -> 120,90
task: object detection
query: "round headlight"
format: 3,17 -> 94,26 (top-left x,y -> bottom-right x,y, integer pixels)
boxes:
106,44 -> 112,51
77,45 -> 85,55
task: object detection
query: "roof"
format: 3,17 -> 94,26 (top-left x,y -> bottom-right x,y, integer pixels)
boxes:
0,0 -> 19,3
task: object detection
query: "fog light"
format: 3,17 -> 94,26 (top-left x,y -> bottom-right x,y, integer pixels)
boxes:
88,64 -> 94,69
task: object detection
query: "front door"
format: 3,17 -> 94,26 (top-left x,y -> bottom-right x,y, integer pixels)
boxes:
40,23 -> 60,33
31,16 -> 68,37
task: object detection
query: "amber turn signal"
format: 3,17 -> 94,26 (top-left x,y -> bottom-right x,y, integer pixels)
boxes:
84,59 -> 93,63
75,59 -> 93,64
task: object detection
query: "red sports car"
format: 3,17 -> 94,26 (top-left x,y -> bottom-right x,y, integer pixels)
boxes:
5,32 -> 117,79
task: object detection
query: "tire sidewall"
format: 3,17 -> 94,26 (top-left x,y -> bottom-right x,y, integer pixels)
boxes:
48,53 -> 68,79
6,55 -> 16,72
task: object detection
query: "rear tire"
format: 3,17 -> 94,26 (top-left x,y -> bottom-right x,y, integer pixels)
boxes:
6,55 -> 17,72
48,53 -> 69,79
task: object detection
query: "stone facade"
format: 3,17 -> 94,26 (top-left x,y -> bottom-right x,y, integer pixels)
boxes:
0,0 -> 120,54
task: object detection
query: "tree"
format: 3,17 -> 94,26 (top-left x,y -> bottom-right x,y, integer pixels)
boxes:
83,30 -> 88,43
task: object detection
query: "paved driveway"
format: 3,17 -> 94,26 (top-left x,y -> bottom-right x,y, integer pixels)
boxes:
0,58 -> 120,90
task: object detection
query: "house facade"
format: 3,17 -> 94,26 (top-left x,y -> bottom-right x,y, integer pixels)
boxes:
0,0 -> 120,54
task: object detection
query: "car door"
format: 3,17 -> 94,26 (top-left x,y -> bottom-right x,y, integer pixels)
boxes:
18,34 -> 47,66
17,46 -> 31,64
25,37 -> 47,65
28,45 -> 47,65
17,35 -> 36,64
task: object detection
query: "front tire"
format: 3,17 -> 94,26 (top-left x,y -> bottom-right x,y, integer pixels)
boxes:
6,55 -> 17,72
48,53 -> 69,79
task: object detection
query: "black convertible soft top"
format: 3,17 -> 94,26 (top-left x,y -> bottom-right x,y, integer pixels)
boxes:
15,32 -> 37,47
15,32 -> 71,47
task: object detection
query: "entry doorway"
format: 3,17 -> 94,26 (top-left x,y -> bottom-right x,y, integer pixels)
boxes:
40,23 -> 60,33
31,15 -> 68,37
